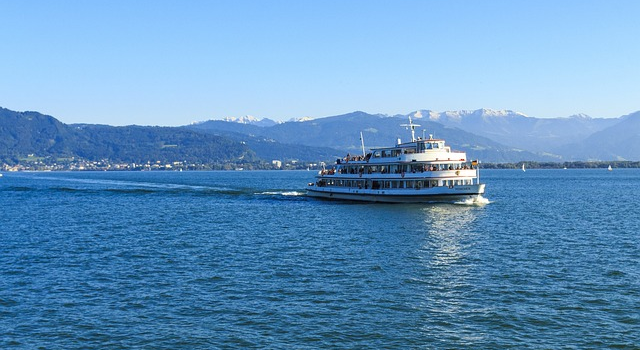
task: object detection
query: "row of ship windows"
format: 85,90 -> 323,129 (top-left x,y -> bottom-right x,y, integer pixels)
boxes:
372,142 -> 445,158
317,178 -> 474,189
373,149 -> 416,157
329,163 -> 472,175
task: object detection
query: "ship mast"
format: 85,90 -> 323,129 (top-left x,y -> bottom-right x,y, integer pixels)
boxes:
400,116 -> 421,142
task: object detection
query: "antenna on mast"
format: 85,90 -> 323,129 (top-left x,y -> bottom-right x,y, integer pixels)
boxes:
400,116 -> 421,142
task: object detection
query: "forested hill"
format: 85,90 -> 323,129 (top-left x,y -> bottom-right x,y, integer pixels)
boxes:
0,108 -> 256,164
0,107 -> 342,166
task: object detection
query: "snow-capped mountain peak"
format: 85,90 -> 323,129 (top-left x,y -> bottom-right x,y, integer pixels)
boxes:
409,110 -> 441,121
409,108 -> 528,122
475,108 -> 528,118
222,115 -> 278,127
566,113 -> 592,120
223,115 -> 259,124
287,116 -> 314,123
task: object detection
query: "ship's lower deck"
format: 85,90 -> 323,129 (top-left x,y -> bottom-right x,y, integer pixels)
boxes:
306,184 -> 485,203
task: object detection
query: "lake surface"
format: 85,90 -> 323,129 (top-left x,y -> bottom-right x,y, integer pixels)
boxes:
1,169 -> 639,349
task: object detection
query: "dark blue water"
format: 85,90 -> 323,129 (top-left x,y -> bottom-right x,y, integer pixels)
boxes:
1,169 -> 639,349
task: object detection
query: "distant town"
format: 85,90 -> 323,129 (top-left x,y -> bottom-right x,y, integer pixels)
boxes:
1,156 -> 317,172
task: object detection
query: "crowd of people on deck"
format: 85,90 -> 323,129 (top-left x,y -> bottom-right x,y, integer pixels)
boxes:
320,163 -> 474,176
339,153 -> 372,163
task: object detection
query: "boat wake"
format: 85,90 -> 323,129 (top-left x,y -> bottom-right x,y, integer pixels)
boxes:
5,175 -> 308,199
454,195 -> 491,206
30,176 -> 231,192
4,176 -> 243,195
257,191 -> 305,196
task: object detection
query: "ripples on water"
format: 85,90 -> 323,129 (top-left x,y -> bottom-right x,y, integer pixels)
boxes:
1,170 -> 638,349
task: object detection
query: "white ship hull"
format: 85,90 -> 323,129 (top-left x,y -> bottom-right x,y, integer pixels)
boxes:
307,184 -> 485,203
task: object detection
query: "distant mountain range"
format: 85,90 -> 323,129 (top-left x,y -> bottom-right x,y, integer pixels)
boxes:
189,109 -> 640,162
220,115 -> 314,126
2,106 -> 639,165
405,109 -> 640,161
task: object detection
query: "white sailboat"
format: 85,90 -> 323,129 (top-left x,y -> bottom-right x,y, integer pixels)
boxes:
608,165 -> 612,171
522,163 -> 526,172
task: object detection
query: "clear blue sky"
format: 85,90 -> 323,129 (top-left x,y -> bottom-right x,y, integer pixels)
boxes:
1,0 -> 639,126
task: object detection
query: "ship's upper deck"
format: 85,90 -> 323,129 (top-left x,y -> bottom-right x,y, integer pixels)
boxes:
362,136 -> 466,163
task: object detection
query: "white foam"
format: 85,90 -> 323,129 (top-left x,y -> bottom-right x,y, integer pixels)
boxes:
281,191 -> 304,196
258,191 -> 304,196
455,195 -> 491,206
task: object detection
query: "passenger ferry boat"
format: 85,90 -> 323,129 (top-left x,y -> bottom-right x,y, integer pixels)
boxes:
306,118 -> 486,203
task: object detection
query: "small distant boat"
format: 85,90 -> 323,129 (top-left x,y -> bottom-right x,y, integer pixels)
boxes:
608,165 -> 613,171
522,163 -> 526,172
